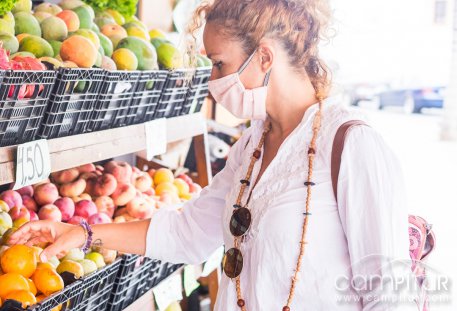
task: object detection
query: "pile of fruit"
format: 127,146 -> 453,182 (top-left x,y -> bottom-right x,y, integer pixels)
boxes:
0,161 -> 201,308
0,0 -> 211,71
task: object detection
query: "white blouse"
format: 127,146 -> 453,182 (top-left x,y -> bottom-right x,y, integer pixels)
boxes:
146,99 -> 417,310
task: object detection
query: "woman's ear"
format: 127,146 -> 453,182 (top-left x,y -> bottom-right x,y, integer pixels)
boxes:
257,42 -> 274,73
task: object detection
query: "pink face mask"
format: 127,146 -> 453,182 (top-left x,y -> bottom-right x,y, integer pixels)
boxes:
208,50 -> 271,120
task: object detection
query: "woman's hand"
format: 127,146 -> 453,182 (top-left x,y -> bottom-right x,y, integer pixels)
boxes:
8,221 -> 86,262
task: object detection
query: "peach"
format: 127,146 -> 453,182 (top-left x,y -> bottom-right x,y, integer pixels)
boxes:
88,213 -> 112,225
67,216 -> 85,225
0,190 -> 23,209
94,196 -> 115,218
54,197 -> 75,222
113,215 -> 126,223
51,168 -> 80,184
17,186 -> 33,197
114,207 -> 128,218
74,200 -> 97,219
9,206 -> 30,221
79,193 -> 92,201
32,179 -> 50,190
77,163 -> 96,174
104,161 -> 132,184
34,183 -> 59,206
80,172 -> 98,181
29,210 -> 38,221
111,183 -> 136,207
56,10 -> 80,32
93,174 -> 117,197
84,177 -> 96,195
38,204 -> 62,222
59,179 -> 86,198
134,173 -> 153,193
95,165 -> 104,172
143,188 -> 155,197
147,169 -> 156,180
126,196 -> 152,219
22,195 -> 38,212
189,183 -> 202,194
130,166 -> 142,183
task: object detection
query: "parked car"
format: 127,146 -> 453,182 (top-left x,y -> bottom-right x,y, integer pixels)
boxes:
346,83 -> 389,106
377,87 -> 445,113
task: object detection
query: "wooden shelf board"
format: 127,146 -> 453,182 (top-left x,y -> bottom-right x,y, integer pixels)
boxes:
0,114 -> 206,186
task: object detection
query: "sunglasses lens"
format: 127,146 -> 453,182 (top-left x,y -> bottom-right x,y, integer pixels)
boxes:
230,207 -> 251,237
223,248 -> 243,278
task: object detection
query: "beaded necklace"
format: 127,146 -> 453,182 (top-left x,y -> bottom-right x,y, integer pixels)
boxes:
233,101 -> 323,311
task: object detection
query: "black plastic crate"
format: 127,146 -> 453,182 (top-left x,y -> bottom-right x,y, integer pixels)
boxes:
150,262 -> 184,288
70,258 -> 121,311
128,70 -> 168,124
182,67 -> 211,115
90,71 -> 140,131
38,68 -> 104,139
107,254 -> 158,311
0,259 -> 121,311
154,69 -> 194,119
0,70 -> 56,146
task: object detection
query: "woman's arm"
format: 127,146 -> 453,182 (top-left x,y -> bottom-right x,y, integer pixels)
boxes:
8,219 -> 151,262
337,126 -> 414,310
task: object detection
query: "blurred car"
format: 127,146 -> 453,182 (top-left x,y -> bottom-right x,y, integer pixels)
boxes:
346,83 -> 389,106
377,87 -> 445,113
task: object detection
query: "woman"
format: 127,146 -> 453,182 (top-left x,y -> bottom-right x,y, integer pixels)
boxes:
10,0 -> 414,310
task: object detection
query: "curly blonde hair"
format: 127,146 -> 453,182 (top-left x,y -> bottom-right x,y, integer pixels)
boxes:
187,0 -> 333,100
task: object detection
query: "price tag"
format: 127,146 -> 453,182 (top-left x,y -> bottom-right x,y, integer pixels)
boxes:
144,118 -> 167,160
201,246 -> 224,277
13,140 -> 51,190
183,265 -> 200,297
153,273 -> 183,311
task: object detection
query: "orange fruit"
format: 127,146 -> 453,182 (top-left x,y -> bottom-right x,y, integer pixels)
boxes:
1,245 -> 37,278
0,273 -> 30,300
4,290 -> 36,308
173,179 -> 190,197
32,267 -> 64,296
153,168 -> 174,186
26,279 -> 37,295
36,294 -> 46,302
36,262 -> 55,271
155,182 -> 178,196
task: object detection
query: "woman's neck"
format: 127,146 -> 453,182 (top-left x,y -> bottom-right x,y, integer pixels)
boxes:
267,75 -> 318,138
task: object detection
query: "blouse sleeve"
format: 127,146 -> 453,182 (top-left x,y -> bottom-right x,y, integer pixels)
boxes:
337,126 -> 414,310
144,131 -> 249,265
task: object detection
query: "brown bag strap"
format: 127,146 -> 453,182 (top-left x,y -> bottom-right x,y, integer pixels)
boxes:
331,120 -> 368,201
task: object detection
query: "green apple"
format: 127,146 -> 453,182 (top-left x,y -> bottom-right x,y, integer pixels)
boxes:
78,259 -> 97,275
84,252 -> 105,269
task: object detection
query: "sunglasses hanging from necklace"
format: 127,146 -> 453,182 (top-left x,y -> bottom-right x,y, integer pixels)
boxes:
222,101 -> 323,311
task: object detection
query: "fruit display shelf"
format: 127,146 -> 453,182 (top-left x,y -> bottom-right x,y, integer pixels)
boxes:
0,113 -> 209,186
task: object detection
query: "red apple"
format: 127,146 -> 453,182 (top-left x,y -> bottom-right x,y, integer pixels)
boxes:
17,186 -> 33,197
104,161 -> 132,184
74,200 -> 97,219
29,210 -> 38,221
34,183 -> 59,206
9,206 -> 30,221
67,215 -> 85,225
0,190 -> 23,209
22,195 -> 38,212
88,212 -> 112,225
38,204 -> 62,222
54,197 -> 75,222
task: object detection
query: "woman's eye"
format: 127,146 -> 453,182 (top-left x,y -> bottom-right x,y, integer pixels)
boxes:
213,61 -> 223,70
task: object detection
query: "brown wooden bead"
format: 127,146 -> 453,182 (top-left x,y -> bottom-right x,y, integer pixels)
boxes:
283,307 -> 290,311
308,147 -> 316,154
253,149 -> 261,159
237,299 -> 245,307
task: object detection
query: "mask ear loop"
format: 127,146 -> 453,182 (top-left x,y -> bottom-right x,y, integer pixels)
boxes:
238,51 -> 257,74
263,70 -> 271,86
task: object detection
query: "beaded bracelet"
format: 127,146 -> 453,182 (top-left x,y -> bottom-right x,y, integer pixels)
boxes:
79,219 -> 93,254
